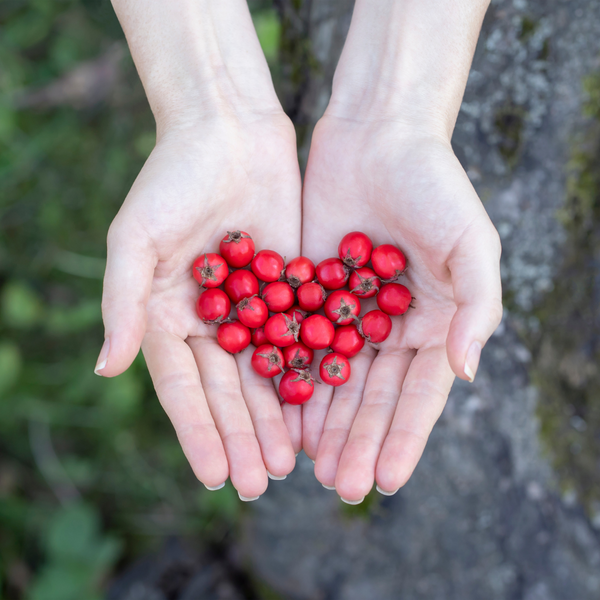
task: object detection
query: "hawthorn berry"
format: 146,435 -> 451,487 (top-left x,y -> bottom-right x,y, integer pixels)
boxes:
219,230 -> 255,268
279,369 -> 315,405
285,256 -> 315,288
297,281 -> 327,312
217,320 -> 251,354
282,342 -> 314,369
285,305 -> 308,324
236,295 -> 268,328
192,253 -> 229,288
315,258 -> 349,290
371,244 -> 407,280
251,344 -> 285,378
377,283 -> 413,315
300,314 -> 335,350
224,270 -> 259,304
319,353 -> 351,387
251,326 -> 268,347
324,290 -> 361,325
261,281 -> 295,313
251,249 -> 285,282
331,324 -> 365,358
349,267 -> 381,299
264,312 -> 301,347
196,288 -> 231,324
338,231 -> 373,268
359,310 -> 392,344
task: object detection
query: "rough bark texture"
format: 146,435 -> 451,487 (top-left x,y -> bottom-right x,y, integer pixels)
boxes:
242,1 -> 600,598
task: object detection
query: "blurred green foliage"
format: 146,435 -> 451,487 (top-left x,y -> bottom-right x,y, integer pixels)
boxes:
0,1 -> 278,598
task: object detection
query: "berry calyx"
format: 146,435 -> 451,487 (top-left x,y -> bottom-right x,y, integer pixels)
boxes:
284,305 -> 308,325
285,256 -> 316,288
261,281 -> 295,313
279,369 -> 315,405
282,342 -> 314,369
376,283 -> 413,316
359,310 -> 392,344
219,230 -> 255,268
315,258 -> 350,290
319,353 -> 351,387
297,281 -> 327,312
349,267 -> 381,299
192,253 -> 229,288
264,312 -> 301,347
251,326 -> 268,347
371,244 -> 407,281
196,288 -> 231,324
300,314 -> 335,350
217,320 -> 251,354
251,249 -> 285,282
338,231 -> 373,268
324,290 -> 361,325
251,344 -> 285,378
236,295 -> 268,328
330,324 -> 365,358
223,270 -> 260,304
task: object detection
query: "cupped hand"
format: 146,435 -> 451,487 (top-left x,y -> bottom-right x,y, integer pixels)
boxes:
97,112 -> 303,499
302,115 -> 502,502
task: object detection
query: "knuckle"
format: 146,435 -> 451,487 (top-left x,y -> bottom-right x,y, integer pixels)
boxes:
488,298 -> 504,328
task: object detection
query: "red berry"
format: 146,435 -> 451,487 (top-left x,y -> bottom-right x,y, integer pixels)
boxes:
261,281 -> 295,313
251,344 -> 285,378
223,270 -> 259,304
285,256 -> 316,288
349,267 -> 381,299
371,244 -> 407,280
282,342 -> 314,369
377,283 -> 413,315
251,249 -> 285,282
251,326 -> 268,347
300,314 -> 335,350
236,295 -> 268,328
331,324 -> 365,358
319,353 -> 351,386
264,313 -> 301,347
284,305 -> 308,324
219,230 -> 255,268
359,310 -> 392,343
192,253 -> 229,288
297,281 -> 327,312
196,288 -> 231,324
338,231 -> 373,268
324,290 -> 361,325
217,320 -> 251,353
279,369 -> 315,405
315,258 -> 349,290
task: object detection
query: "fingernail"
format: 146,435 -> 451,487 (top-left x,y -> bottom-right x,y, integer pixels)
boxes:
376,485 -> 399,496
238,493 -> 260,502
322,484 -> 336,491
267,471 -> 286,481
295,453 -> 299,457
311,459 -> 315,464
340,496 -> 364,505
94,338 -> 110,376
464,341 -> 482,382
205,482 -> 225,491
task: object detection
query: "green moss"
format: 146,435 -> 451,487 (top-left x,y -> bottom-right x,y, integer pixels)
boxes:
519,16 -> 537,41
494,104 -> 526,168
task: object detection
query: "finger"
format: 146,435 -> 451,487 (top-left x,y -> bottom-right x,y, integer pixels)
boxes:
282,402 -> 303,455
188,336 -> 268,500
375,345 -> 455,494
313,349 -> 375,489
142,331 -> 229,489
334,348 -> 415,502
234,346 -> 296,480
446,215 -> 503,382
97,221 -> 157,377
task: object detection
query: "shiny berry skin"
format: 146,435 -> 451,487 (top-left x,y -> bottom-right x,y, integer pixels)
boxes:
359,310 -> 392,343
219,230 -> 255,268
264,313 -> 301,347
285,256 -> 316,288
279,369 -> 315,405
300,314 -> 335,350
251,344 -> 285,378
217,320 -> 251,353
377,283 -> 413,316
261,281 -> 295,313
349,267 -> 381,299
192,253 -> 229,288
371,244 -> 407,280
315,258 -> 349,290
251,326 -> 268,346
297,281 -> 327,312
338,231 -> 373,268
320,353 -> 351,387
223,270 -> 259,304
282,342 -> 314,369
236,295 -> 268,328
324,290 -> 361,325
196,288 -> 231,324
251,249 -> 285,282
331,324 -> 365,358
285,305 -> 308,324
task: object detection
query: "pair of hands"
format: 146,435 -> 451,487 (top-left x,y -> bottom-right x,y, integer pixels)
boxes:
96,105 -> 502,503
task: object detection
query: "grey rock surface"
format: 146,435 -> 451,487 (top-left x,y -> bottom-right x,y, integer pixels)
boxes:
242,1 -> 600,598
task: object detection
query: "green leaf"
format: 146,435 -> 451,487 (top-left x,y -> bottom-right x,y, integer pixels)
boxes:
100,368 -> 143,418
1,281 -> 43,329
46,504 -> 99,563
0,341 -> 21,395
253,10 -> 280,62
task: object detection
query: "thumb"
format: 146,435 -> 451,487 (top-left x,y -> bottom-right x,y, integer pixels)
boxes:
95,221 -> 157,377
445,217 -> 503,382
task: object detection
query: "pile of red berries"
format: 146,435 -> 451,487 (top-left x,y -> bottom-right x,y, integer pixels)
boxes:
193,231 -> 413,406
